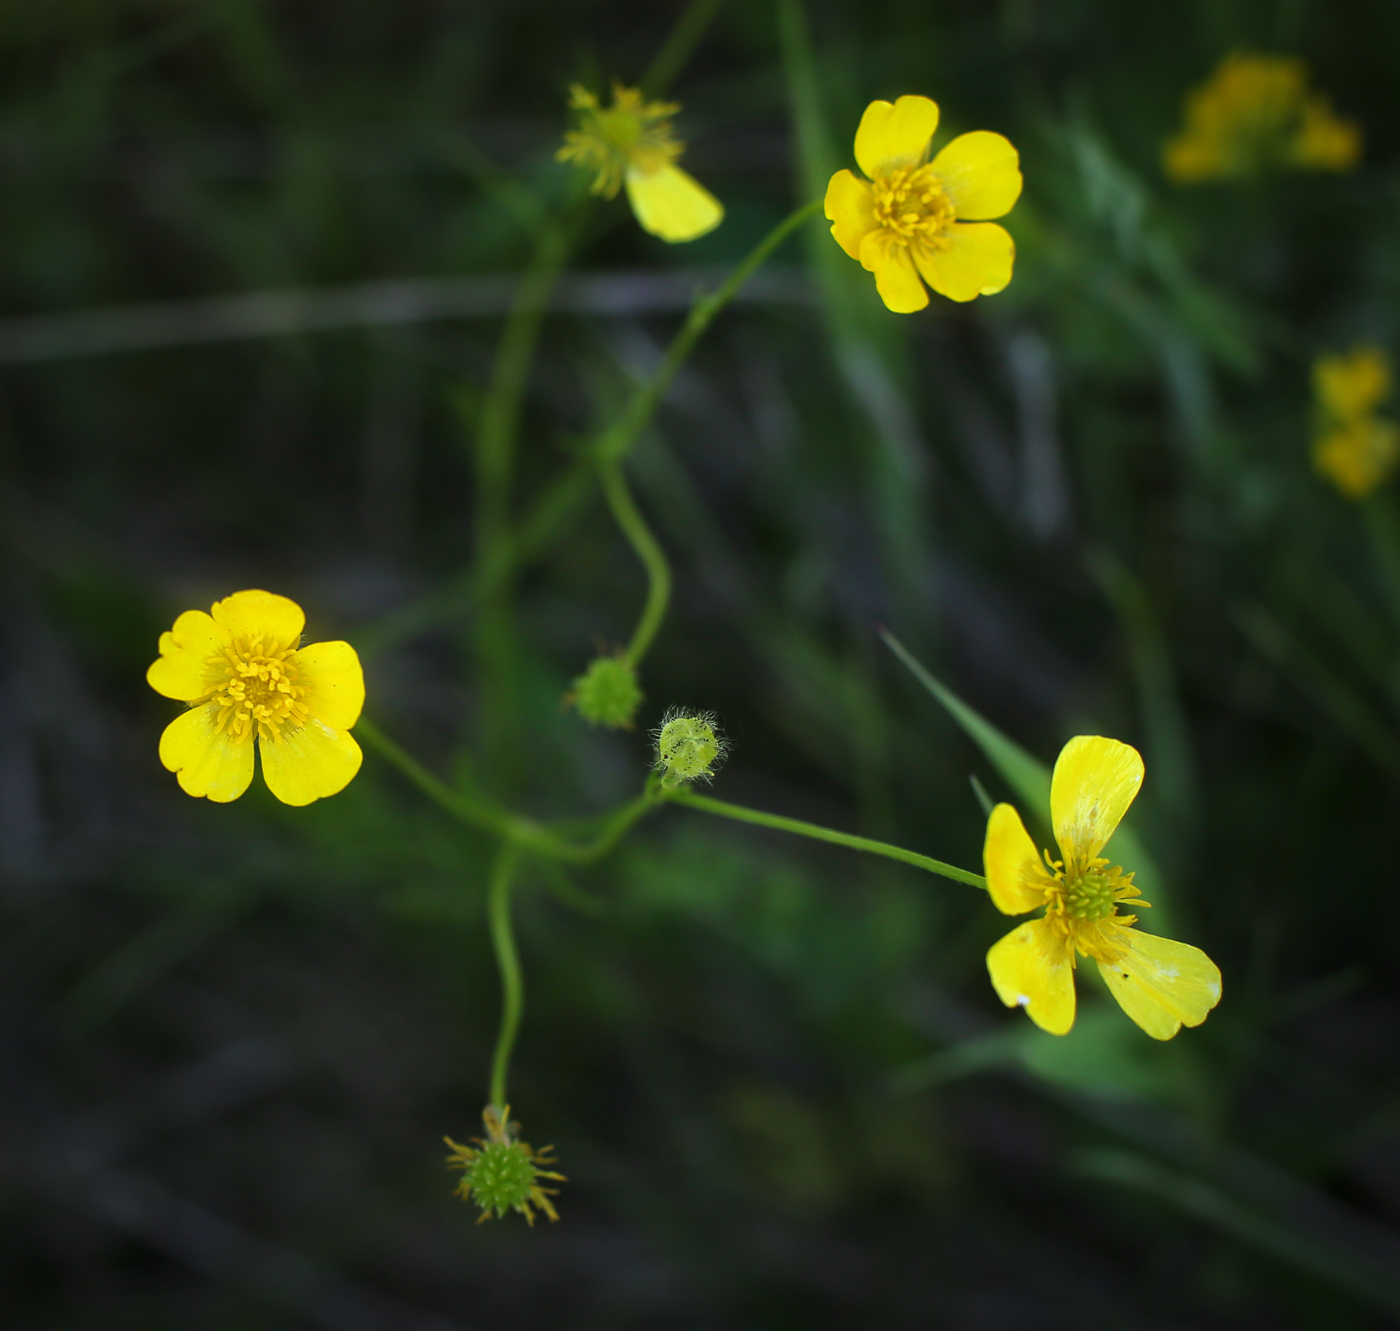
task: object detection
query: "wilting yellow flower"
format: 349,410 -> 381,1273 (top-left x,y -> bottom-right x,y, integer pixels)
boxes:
983,736 -> 1221,1040
1163,51 -> 1360,183
1312,346 -> 1399,499
557,82 -> 723,243
823,95 -> 1021,312
147,589 -> 364,806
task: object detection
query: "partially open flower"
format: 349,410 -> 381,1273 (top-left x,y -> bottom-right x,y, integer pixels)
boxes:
557,82 -> 723,243
983,736 -> 1221,1040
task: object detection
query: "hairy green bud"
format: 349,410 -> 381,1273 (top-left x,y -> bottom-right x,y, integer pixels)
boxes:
654,707 -> 728,788
569,654 -> 643,729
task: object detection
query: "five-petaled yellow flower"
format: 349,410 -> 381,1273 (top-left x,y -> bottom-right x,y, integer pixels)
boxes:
824,94 -> 1021,312
1312,345 -> 1399,500
557,82 -> 723,244
1164,51 -> 1360,183
983,736 -> 1221,1040
148,589 -> 364,806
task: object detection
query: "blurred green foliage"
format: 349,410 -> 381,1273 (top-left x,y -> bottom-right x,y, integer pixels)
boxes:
4,0 -> 1400,1327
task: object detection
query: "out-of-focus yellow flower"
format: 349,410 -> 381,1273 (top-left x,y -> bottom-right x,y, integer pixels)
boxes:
557,83 -> 723,243
1163,51 -> 1360,183
983,736 -> 1221,1040
823,95 -> 1021,312
148,589 -> 364,805
1312,345 -> 1399,499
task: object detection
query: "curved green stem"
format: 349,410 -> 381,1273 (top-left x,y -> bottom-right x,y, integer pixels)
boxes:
594,196 -> 822,466
487,841 -> 524,1111
356,716 -> 509,836
599,457 -> 672,666
667,789 -> 987,889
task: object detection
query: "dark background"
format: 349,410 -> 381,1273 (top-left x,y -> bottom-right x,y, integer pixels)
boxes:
4,1 -> 1400,1326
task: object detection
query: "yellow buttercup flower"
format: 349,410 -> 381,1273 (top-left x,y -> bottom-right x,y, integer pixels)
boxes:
557,82 -> 723,243
147,589 -> 364,806
823,94 -> 1021,312
1163,51 -> 1360,183
983,736 -> 1221,1040
1312,345 -> 1399,500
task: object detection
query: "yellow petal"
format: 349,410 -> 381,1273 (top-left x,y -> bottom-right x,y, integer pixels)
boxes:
913,222 -> 1015,303
930,131 -> 1022,220
1098,929 -> 1222,1040
158,703 -> 255,803
259,719 -> 362,806
983,803 -> 1052,915
210,589 -> 305,650
854,95 -> 940,180
858,231 -> 928,313
294,640 -> 365,730
986,917 -> 1076,1035
147,609 -> 229,701
1049,735 -> 1143,869
624,164 -> 723,243
824,169 -> 876,260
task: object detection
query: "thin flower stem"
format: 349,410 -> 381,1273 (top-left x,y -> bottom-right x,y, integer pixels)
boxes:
487,841 -> 524,1112
1363,492 -> 1400,634
474,215 -> 579,783
641,0 -> 725,97
667,789 -> 988,889
599,457 -> 673,666
358,716 -> 662,861
594,197 -> 822,466
356,717 -> 509,836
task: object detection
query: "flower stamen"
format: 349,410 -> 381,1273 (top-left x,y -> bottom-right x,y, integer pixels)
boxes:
204,637 -> 309,744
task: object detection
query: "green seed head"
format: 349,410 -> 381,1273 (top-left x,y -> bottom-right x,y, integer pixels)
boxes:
654,707 -> 727,788
467,1140 -> 543,1217
570,654 -> 643,729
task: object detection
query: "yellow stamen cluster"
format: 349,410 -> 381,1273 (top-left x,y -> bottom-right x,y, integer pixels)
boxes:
870,164 -> 955,248
1038,850 -> 1146,964
206,637 -> 308,744
557,83 -> 683,199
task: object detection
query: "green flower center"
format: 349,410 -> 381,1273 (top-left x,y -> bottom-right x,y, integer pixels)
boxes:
468,1141 -> 543,1217
872,164 -> 955,245
1061,868 -> 1120,921
655,711 -> 723,787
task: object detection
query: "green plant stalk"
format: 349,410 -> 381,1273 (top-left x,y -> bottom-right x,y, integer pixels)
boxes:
358,716 -> 663,862
594,197 -> 822,466
667,789 -> 987,889
473,219 -> 577,785
599,457 -> 673,665
487,841 -> 524,1111
641,0 -> 725,95
1364,491 -> 1400,634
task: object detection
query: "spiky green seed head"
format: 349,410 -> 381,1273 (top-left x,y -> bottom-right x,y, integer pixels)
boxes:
654,707 -> 728,788
570,654 -> 643,729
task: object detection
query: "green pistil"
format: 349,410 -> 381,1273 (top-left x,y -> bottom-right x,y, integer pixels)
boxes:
1062,869 -> 1119,921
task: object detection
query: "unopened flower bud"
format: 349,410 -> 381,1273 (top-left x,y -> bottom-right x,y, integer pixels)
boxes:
653,707 -> 728,788
569,654 -> 643,729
